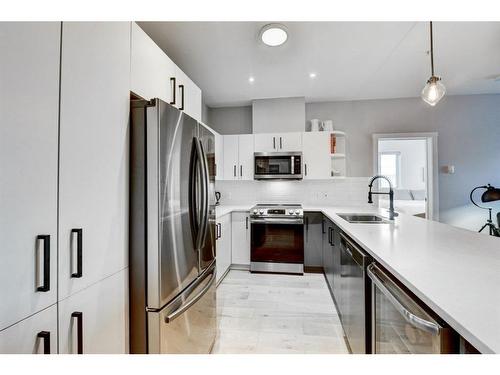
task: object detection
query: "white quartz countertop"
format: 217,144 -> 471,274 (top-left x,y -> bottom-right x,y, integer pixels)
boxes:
216,204 -> 500,353
215,205 -> 252,218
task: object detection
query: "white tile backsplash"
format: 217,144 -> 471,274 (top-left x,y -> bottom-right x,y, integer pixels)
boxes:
215,178 -> 372,208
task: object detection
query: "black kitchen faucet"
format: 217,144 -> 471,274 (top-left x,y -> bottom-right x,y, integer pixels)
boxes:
368,175 -> 398,220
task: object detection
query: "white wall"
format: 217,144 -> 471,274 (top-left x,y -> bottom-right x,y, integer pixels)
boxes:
378,139 -> 427,191
215,178 -> 372,208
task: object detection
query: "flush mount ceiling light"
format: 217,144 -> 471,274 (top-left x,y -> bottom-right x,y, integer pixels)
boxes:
260,24 -> 288,47
421,21 -> 446,106
309,72 -> 317,79
248,76 -> 255,83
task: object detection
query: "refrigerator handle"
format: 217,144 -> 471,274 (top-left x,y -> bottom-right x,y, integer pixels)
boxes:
165,267 -> 216,323
188,139 -> 200,249
195,138 -> 209,249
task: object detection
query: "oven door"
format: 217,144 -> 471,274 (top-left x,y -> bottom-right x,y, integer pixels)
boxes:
254,152 -> 302,180
250,218 -> 304,273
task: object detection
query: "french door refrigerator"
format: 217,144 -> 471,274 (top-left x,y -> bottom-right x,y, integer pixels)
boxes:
130,98 -> 216,354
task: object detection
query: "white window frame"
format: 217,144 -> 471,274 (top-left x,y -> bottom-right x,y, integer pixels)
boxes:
378,151 -> 401,188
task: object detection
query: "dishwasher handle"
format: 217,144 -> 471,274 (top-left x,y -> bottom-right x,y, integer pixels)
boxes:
367,263 -> 441,336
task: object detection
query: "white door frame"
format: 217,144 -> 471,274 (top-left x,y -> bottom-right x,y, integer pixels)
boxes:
372,132 -> 439,221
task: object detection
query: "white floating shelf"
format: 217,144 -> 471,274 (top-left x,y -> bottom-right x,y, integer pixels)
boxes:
331,130 -> 346,136
331,153 -> 346,158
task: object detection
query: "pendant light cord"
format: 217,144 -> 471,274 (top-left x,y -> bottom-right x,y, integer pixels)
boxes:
430,21 -> 435,77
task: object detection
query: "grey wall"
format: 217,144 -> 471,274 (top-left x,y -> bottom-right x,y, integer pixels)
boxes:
306,95 -> 500,216
206,105 -> 252,135
206,94 -> 500,226
252,97 -> 305,133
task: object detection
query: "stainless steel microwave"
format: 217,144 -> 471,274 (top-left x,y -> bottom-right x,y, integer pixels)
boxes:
254,152 -> 302,180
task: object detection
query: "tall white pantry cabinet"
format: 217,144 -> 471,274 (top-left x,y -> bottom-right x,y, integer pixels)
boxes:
0,22 -> 129,354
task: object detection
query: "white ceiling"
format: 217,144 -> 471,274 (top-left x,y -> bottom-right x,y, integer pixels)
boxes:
138,22 -> 500,107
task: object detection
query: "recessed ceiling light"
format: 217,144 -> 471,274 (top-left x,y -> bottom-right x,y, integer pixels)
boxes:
260,24 -> 288,47
248,77 -> 255,83
309,72 -> 317,79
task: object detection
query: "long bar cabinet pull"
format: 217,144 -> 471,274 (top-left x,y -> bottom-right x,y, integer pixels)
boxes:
36,235 -> 50,292
37,331 -> 51,354
71,311 -> 83,354
71,228 -> 83,278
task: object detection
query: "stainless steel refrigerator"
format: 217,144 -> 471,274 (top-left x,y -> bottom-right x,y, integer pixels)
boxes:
130,98 -> 217,354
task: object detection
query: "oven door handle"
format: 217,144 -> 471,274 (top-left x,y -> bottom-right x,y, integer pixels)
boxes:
367,264 -> 441,336
250,218 -> 303,225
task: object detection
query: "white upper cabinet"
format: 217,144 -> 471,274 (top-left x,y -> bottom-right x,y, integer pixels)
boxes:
302,132 -> 332,179
254,132 -> 302,152
231,212 -> 251,266
174,64 -> 202,122
238,134 -> 254,180
58,22 -> 130,300
223,135 -> 239,180
222,135 -> 254,180
130,23 -> 202,121
0,304 -> 58,354
130,22 -> 175,103
215,133 -> 224,180
0,22 -> 60,331
58,269 -> 128,354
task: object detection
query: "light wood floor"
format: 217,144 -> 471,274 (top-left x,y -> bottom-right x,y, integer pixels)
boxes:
212,270 -> 349,354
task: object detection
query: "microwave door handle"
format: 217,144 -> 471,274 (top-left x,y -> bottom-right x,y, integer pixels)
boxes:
367,264 -> 441,336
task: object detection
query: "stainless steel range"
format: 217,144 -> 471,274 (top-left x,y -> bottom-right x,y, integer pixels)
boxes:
250,204 -> 304,274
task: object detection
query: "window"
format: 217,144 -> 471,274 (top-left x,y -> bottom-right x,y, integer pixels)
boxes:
378,152 -> 401,188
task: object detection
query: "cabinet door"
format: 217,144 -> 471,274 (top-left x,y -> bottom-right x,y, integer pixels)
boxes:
322,219 -> 334,290
215,133 -> 224,181
303,132 -> 331,179
130,22 -> 176,102
58,268 -> 128,354
279,132 -> 302,152
231,212 -> 251,265
304,212 -> 323,268
216,214 -> 231,283
0,304 -> 57,354
332,223 -> 342,307
238,134 -> 254,180
223,135 -> 239,180
0,22 -> 60,330
175,65 -> 202,122
58,22 -> 130,300
254,133 -> 278,152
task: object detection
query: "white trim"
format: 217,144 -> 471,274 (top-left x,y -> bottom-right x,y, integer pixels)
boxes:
372,132 -> 439,221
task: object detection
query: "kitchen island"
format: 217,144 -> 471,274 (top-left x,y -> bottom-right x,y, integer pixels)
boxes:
216,204 -> 500,353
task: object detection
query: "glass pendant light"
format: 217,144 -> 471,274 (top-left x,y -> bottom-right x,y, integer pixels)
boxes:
421,21 -> 446,106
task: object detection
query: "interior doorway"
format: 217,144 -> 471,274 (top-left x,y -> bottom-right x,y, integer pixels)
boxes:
373,133 -> 439,220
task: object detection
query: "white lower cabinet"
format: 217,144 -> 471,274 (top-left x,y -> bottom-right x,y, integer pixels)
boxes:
216,214 -> 232,283
231,212 -> 251,266
58,268 -> 128,354
0,304 -> 57,354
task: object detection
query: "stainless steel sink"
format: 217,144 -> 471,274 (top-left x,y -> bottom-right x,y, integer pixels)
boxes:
337,213 -> 391,224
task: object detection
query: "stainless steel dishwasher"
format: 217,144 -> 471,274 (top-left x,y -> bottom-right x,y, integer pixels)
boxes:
367,263 -> 457,353
339,233 -> 372,354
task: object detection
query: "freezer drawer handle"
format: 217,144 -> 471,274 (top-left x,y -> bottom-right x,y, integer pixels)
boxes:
165,270 -> 216,324
71,229 -> 83,278
36,235 -> 50,292
37,331 -> 50,354
367,264 -> 441,336
71,311 -> 83,354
